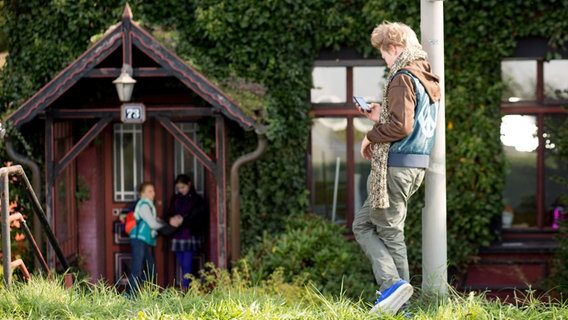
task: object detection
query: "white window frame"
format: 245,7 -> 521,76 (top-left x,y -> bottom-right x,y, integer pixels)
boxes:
113,123 -> 143,202
174,122 -> 205,195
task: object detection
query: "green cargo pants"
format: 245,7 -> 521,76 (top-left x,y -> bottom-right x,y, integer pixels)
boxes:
353,166 -> 425,292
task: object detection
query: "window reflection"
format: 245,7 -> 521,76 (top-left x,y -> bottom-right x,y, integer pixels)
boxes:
311,67 -> 346,103
311,118 -> 347,223
544,115 -> 568,227
544,60 -> 568,99
502,115 -> 538,227
113,123 -> 143,202
353,117 -> 374,215
500,115 -> 538,152
174,122 -> 204,195
501,60 -> 536,102
500,57 -> 568,229
353,66 -> 386,103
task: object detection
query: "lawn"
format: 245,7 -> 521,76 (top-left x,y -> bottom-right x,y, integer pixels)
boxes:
0,266 -> 566,320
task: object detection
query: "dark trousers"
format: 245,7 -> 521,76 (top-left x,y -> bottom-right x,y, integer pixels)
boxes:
128,238 -> 156,294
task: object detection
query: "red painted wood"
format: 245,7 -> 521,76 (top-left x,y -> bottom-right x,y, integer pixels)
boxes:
77,144 -> 105,283
346,115 -> 355,230
102,128 -> 116,286
215,116 -> 227,268
101,121 -> 175,288
465,263 -> 546,288
458,234 -> 558,301
206,170 -> 219,267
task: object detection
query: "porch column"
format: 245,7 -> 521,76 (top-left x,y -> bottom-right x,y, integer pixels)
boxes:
215,115 -> 228,269
44,114 -> 56,268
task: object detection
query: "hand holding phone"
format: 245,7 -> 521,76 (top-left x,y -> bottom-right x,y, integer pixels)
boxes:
353,96 -> 371,112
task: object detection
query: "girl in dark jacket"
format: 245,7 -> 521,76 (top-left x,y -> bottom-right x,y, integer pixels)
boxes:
167,174 -> 207,289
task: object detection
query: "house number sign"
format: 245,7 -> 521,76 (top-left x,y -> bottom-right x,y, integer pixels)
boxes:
120,103 -> 146,123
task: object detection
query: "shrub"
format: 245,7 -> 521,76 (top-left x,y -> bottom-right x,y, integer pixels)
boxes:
547,115 -> 568,301
242,213 -> 376,301
549,218 -> 568,301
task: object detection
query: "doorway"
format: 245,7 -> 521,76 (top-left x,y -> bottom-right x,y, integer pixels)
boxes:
103,119 -> 205,289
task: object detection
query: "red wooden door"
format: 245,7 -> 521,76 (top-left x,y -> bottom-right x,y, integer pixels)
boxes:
103,120 -> 176,289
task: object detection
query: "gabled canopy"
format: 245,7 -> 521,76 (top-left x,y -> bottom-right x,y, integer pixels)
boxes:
6,4 -> 255,130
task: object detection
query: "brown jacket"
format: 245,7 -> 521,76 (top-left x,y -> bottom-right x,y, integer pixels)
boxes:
367,60 -> 440,143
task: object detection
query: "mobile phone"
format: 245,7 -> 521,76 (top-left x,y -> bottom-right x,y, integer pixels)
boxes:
353,96 -> 371,112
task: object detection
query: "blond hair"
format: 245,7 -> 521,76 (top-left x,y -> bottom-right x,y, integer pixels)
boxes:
371,21 -> 421,51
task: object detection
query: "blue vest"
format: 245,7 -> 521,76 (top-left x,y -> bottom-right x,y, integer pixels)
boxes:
129,198 -> 158,247
388,70 -> 439,168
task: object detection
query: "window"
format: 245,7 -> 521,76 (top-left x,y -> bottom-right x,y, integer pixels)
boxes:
173,122 -> 205,195
311,118 -> 348,223
353,66 -> 385,103
500,58 -> 568,228
544,115 -> 568,222
544,60 -> 568,100
311,67 -> 346,103
501,114 -> 538,226
501,60 -> 537,102
113,123 -> 143,202
309,57 -> 385,227
353,117 -> 374,214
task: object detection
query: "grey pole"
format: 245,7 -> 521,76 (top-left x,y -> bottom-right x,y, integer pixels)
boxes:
1,169 -> 12,287
421,0 -> 448,295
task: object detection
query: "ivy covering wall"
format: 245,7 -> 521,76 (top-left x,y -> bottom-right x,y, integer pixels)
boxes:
1,0 -> 567,278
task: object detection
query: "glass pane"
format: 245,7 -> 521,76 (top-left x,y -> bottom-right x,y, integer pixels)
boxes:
123,132 -> 135,193
135,125 -> 143,191
112,125 -> 120,198
311,118 -> 347,223
113,123 -> 143,202
174,123 -> 205,195
501,115 -> 538,227
311,67 -> 346,103
501,115 -> 538,152
544,60 -> 568,100
544,114 -> 568,228
353,117 -> 374,215
353,66 -> 387,103
501,60 -> 536,102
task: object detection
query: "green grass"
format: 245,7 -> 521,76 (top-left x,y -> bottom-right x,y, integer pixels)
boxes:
0,267 -> 567,319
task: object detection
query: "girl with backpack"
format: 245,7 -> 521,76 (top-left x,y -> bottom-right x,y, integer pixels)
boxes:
127,182 -> 168,294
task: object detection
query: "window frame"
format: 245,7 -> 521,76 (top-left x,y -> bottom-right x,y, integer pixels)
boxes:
309,57 -> 385,230
173,122 -> 205,195
112,123 -> 144,202
501,58 -> 568,229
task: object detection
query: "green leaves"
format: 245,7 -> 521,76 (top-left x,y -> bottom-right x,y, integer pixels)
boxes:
2,0 -> 567,283
244,214 -> 375,300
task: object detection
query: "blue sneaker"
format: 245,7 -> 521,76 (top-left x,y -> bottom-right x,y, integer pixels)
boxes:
369,280 -> 413,315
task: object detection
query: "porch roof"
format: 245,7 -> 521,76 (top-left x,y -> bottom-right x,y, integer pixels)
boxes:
5,4 -> 255,130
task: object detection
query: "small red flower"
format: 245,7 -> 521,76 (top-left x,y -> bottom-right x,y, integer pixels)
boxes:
15,233 -> 25,241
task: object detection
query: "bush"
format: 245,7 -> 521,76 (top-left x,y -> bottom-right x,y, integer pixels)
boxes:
242,213 -> 376,301
549,218 -> 568,301
547,116 -> 568,301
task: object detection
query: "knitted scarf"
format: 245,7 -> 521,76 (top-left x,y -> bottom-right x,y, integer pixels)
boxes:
369,47 -> 428,209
